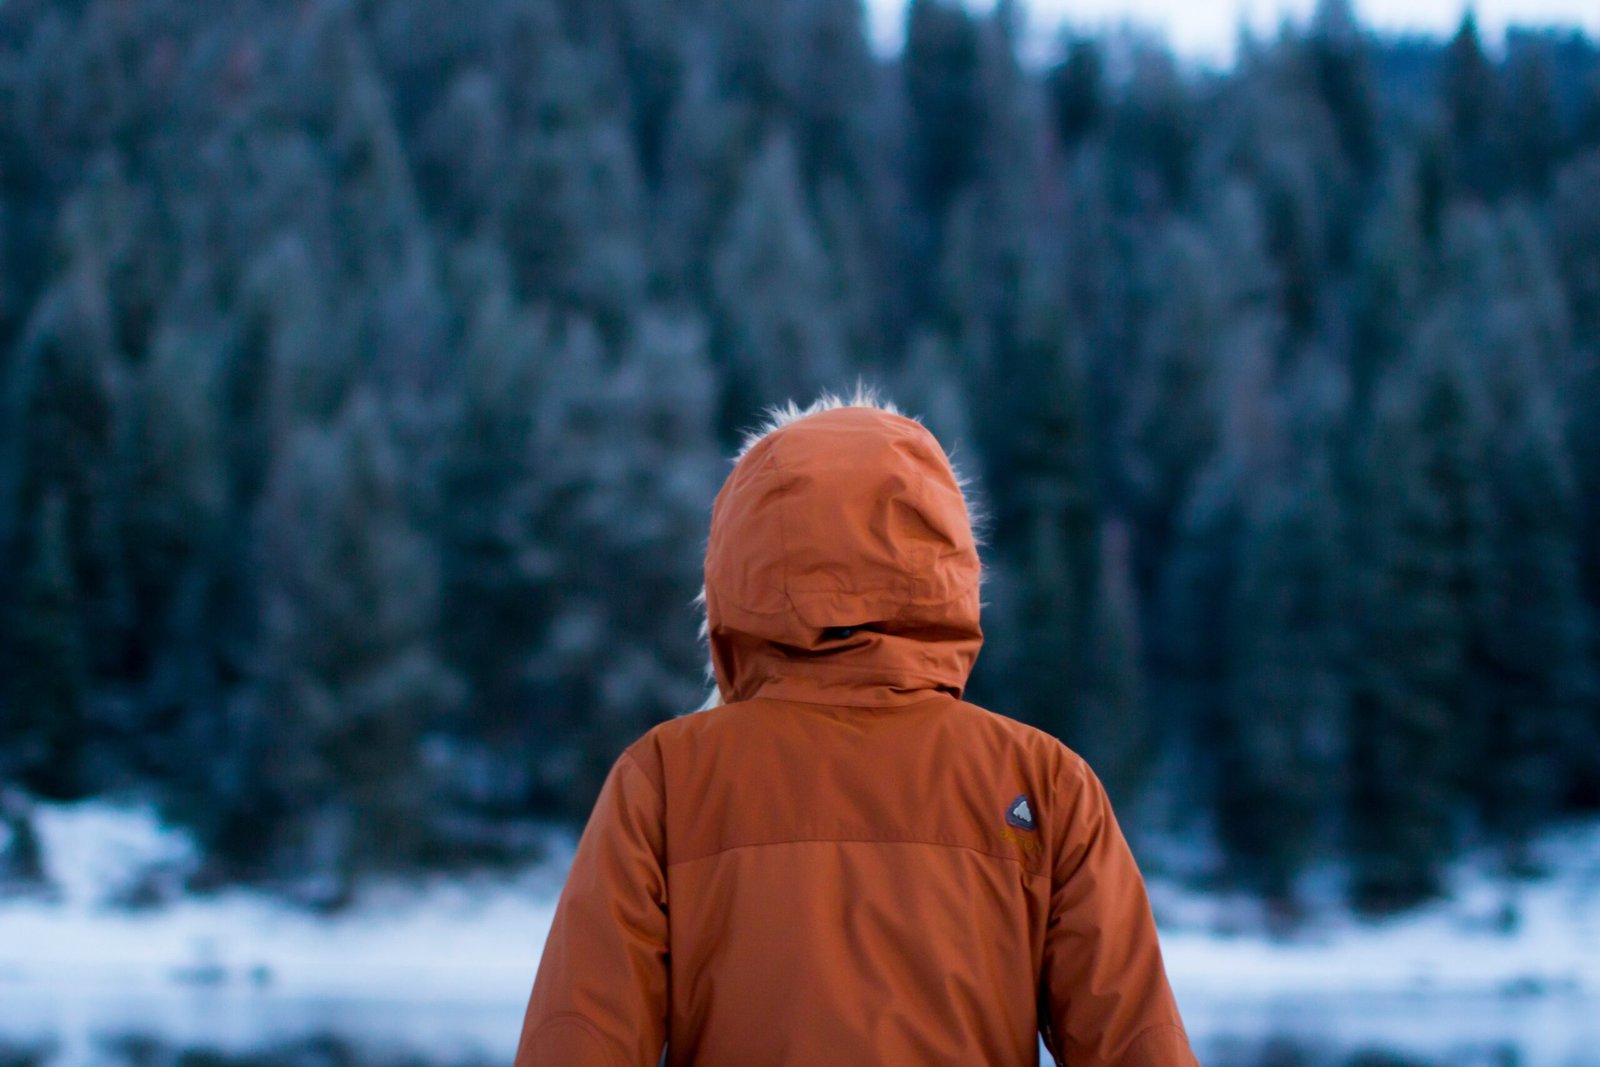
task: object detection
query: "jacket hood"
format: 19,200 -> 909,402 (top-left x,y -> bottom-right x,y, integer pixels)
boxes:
702,401 -> 983,707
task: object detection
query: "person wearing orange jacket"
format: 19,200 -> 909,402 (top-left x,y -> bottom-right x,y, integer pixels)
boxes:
514,391 -> 1199,1066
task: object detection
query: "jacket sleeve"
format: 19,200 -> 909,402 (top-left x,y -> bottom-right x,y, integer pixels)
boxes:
514,750 -> 669,1067
1038,755 -> 1197,1067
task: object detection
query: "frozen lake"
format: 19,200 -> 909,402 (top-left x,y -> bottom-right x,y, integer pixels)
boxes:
1,986 -> 1597,1067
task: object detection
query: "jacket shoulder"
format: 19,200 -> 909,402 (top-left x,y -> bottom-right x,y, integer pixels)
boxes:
949,698 -> 1087,773
627,698 -> 1086,769
620,707 -> 737,794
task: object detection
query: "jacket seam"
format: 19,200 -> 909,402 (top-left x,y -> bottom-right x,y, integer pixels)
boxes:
771,445 -> 795,618
757,657 -> 957,678
1054,755 -> 1096,883
666,835 -> 1050,878
527,1012 -> 622,1067
619,748 -> 665,807
744,694 -> 953,711
730,574 -> 982,616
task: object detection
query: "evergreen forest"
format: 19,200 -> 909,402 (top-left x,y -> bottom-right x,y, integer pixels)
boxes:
1,0 -> 1598,916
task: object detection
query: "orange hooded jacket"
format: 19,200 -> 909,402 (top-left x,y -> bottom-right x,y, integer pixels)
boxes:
514,402 -> 1198,1066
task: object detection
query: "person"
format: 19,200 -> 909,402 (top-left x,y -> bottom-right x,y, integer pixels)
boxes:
514,392 -> 1198,1066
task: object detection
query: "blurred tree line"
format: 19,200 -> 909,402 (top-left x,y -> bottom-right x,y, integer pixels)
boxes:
0,0 -> 1597,915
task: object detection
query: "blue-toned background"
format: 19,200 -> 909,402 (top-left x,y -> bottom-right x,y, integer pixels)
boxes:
0,0 -> 1598,1062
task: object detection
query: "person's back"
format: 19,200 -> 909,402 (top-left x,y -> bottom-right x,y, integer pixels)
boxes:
516,396 -> 1198,1066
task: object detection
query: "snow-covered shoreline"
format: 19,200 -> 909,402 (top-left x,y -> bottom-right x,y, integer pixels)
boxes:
3,801 -> 1599,1061
1,803 -> 573,1003
1156,818 -> 1600,1000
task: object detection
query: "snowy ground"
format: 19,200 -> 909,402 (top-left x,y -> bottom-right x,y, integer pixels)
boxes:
0,803 -> 573,1002
1155,819 -> 1600,1000
3,802 -> 1599,1064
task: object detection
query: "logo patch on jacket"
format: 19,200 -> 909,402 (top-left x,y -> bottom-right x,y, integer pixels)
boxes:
1005,794 -> 1035,831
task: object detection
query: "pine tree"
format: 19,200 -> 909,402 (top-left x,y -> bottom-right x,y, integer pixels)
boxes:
112,282 -> 231,785
816,175 -> 891,371
1474,390 -> 1591,860
232,393 -> 462,900
499,40 -> 650,340
4,267 -> 125,685
3,492 -> 91,801
1502,42 -> 1563,196
414,70 -> 511,234
328,33 -> 430,281
1553,153 -> 1600,355
595,0 -> 685,188
656,48 -> 759,298
1000,483 -> 1091,750
1434,206 -> 1595,853
1151,453 -> 1248,850
434,246 -> 719,822
1351,156 -> 1433,407
1308,0 -> 1380,178
902,0 -> 985,220
431,245 -> 557,821
1577,69 -> 1600,153
1442,12 -> 1503,199
1046,36 -> 1105,151
1119,220 -> 1227,591
1552,157 -> 1600,746
1219,452 -> 1349,905
710,132 -> 849,433
1349,341 -> 1492,912
1078,519 -> 1154,806
973,237 -> 1099,747
1105,45 -> 1196,209
787,0 -> 878,189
